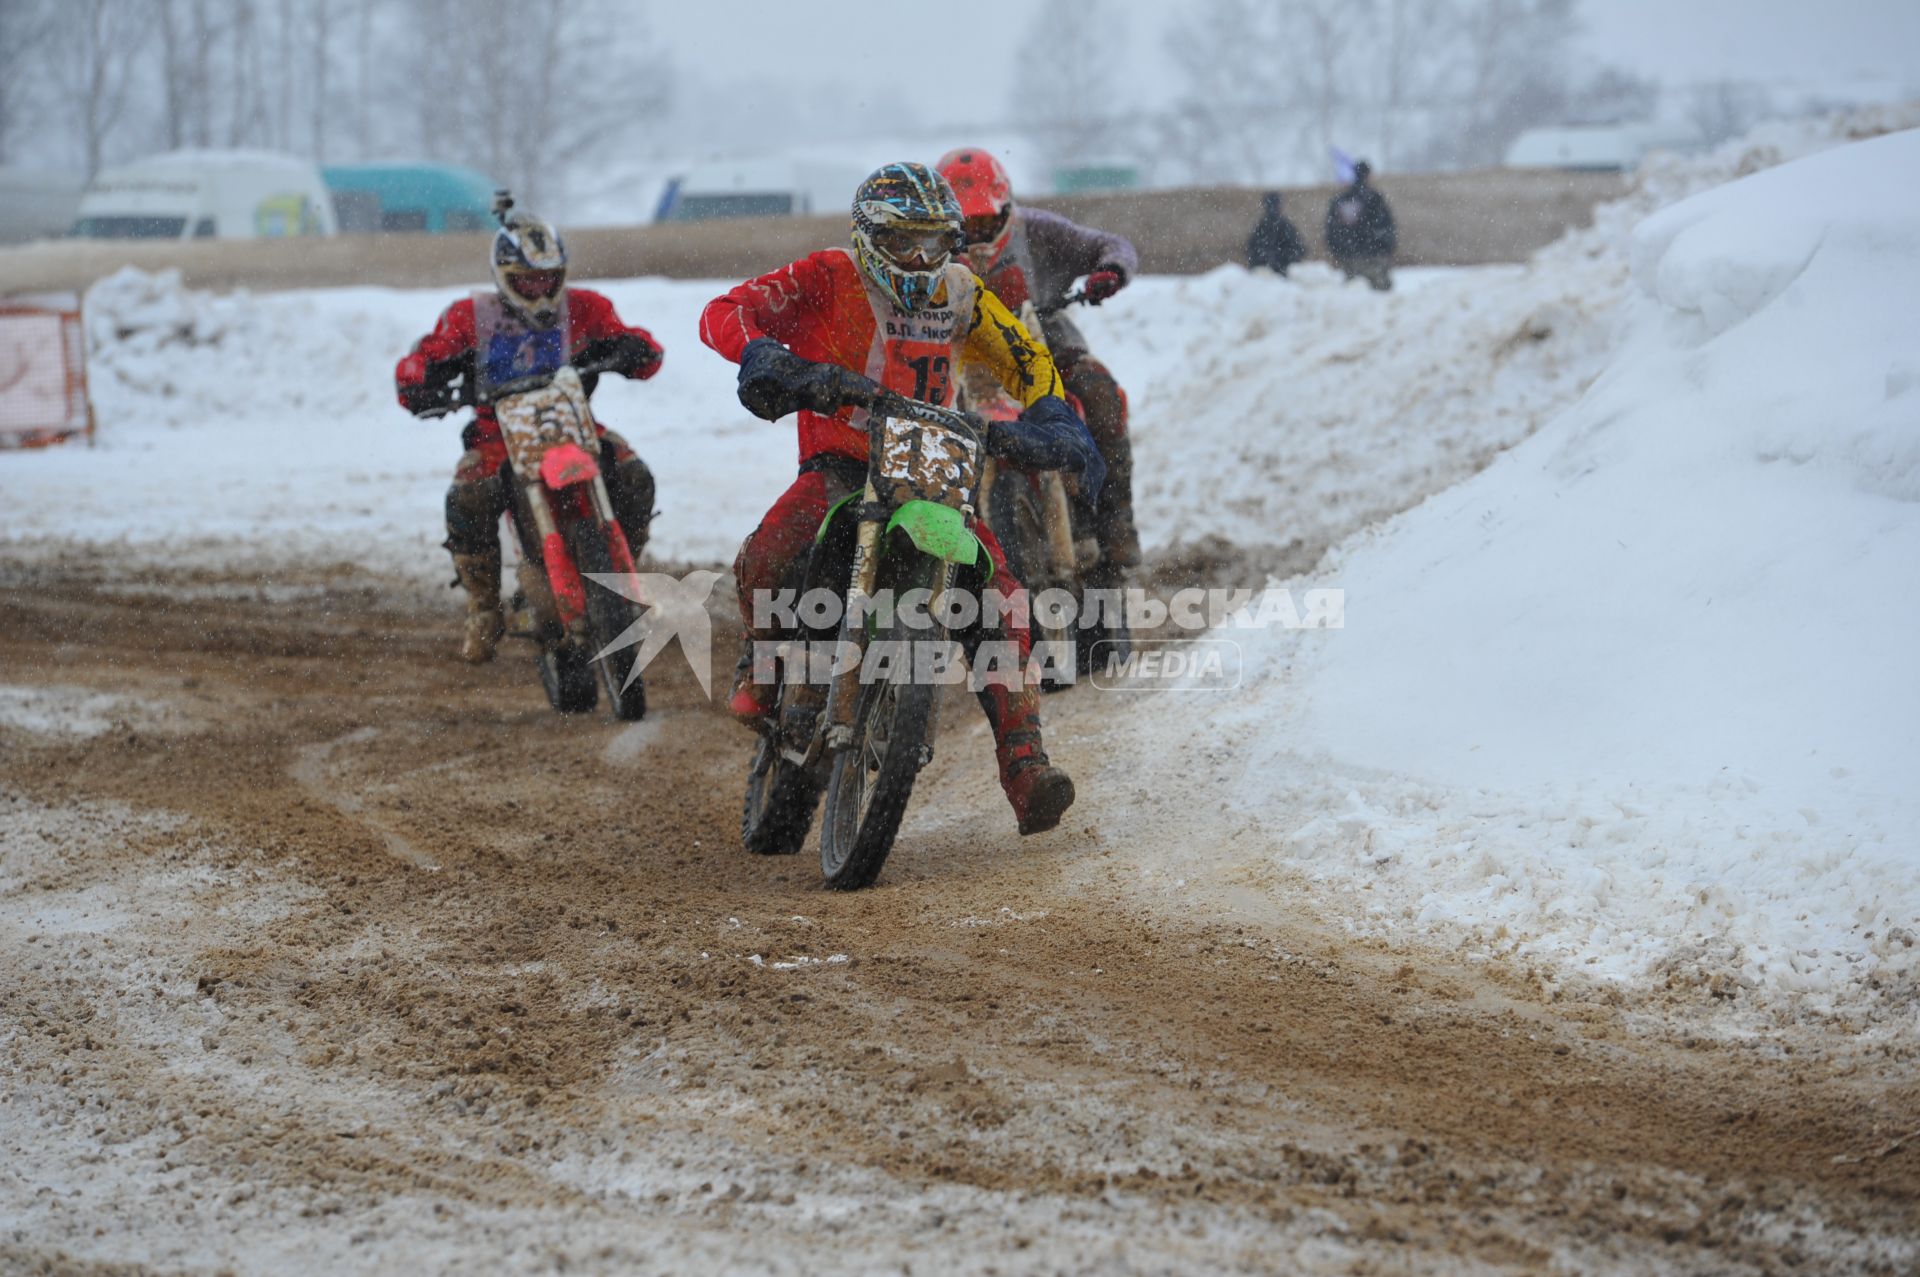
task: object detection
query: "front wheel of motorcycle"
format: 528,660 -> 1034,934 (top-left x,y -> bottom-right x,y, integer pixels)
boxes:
818,555 -> 944,891
539,642 -> 598,714
571,519 -> 647,721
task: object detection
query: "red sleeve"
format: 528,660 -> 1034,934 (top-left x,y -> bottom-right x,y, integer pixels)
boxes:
567,288 -> 664,379
698,252 -> 838,364
395,298 -> 476,401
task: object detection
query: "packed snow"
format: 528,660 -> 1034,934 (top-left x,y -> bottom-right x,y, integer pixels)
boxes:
4,107 -> 1917,1026
1093,122 -> 1920,1027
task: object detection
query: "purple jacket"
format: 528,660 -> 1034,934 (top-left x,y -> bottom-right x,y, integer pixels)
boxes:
981,207 -> 1137,358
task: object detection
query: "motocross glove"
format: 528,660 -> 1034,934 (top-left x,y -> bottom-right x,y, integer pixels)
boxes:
1082,269 -> 1125,304
399,379 -> 458,416
737,338 -> 876,421
579,333 -> 663,380
987,395 -> 1106,499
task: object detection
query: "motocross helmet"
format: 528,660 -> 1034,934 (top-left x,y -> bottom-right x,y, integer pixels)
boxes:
851,162 -> 964,313
936,147 -> 1015,270
490,191 -> 568,330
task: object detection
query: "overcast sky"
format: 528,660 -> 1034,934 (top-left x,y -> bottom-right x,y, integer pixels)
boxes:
647,0 -> 1919,139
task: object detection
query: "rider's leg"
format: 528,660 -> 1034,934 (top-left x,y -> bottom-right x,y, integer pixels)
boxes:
597,428 -> 656,563
1059,352 -> 1141,570
445,446 -> 512,664
959,525 -> 1076,835
727,470 -> 833,723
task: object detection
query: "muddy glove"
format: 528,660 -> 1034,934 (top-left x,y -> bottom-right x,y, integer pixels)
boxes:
737,338 -> 874,421
579,333 -> 663,380
987,395 -> 1106,499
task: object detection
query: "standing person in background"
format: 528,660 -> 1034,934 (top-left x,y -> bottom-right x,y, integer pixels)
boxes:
1246,191 -> 1306,276
1325,161 -> 1397,291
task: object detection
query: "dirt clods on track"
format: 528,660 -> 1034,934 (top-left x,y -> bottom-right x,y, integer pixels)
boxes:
2,561 -> 1915,1275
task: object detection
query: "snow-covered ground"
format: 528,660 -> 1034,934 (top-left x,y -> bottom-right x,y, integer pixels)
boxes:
1089,118 -> 1920,1030
5,106 -> 1917,1030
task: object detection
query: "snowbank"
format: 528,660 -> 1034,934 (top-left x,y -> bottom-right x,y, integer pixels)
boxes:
1102,127 -> 1920,1026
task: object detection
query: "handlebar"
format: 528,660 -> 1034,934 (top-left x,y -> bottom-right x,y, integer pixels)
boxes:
413,356 -> 623,419
1035,288 -> 1089,319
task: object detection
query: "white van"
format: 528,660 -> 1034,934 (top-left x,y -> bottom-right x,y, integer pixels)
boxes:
69,149 -> 338,241
655,157 -> 871,223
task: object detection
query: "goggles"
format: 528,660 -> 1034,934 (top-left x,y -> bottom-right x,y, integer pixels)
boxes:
506,267 -> 564,300
962,206 -> 1011,247
871,224 -> 960,270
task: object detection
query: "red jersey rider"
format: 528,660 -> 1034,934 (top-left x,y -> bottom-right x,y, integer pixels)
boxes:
700,162 -> 1104,836
395,198 -> 663,664
937,147 -> 1142,568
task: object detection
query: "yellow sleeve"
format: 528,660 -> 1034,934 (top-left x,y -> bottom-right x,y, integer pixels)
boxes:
962,278 -> 1064,409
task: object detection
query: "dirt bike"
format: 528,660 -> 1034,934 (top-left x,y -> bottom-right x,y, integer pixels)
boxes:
740,383 -> 991,890
961,290 -> 1129,690
423,358 -> 647,720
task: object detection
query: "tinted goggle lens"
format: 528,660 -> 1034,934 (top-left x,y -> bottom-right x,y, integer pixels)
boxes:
508,268 -> 564,300
873,226 -> 957,268
962,208 -> 1010,246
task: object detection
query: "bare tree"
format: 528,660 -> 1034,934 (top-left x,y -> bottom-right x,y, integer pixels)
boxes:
1688,80 -> 1775,146
1015,0 -> 1126,179
0,0 -> 56,163
51,0 -> 154,175
401,0 -> 671,210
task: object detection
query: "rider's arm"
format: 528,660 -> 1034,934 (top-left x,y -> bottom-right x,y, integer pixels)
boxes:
570,289 -> 663,380
1022,207 -> 1138,286
395,298 -> 476,414
698,252 -> 839,364
962,283 -> 1066,409
964,283 -> 1104,495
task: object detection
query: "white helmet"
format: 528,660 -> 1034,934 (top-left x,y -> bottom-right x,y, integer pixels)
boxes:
490,191 -> 567,329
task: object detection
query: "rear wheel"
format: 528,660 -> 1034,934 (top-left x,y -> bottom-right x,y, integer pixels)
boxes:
742,728 -> 823,856
571,519 -> 647,721
819,553 -> 945,890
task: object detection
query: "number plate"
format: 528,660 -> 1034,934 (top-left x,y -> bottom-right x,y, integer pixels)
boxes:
876,416 -> 980,511
496,367 -> 596,478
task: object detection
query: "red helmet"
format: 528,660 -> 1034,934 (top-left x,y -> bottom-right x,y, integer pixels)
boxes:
936,147 -> 1015,270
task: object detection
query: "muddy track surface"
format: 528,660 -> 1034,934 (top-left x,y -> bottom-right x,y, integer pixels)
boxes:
2,563 -> 1916,1275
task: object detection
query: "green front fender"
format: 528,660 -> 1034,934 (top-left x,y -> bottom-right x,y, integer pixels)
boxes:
887,499 -> 984,571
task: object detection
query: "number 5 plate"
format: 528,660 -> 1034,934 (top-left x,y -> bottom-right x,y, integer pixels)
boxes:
876,416 -> 980,511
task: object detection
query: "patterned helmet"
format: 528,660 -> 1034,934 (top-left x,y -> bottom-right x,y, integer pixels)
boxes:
490,193 -> 568,330
851,162 -> 963,313
936,147 -> 1015,270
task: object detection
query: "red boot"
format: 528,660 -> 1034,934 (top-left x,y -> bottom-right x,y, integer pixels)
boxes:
987,688 -> 1076,835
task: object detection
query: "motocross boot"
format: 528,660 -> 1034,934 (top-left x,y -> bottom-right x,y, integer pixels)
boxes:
983,682 -> 1076,835
452,551 -> 506,664
726,638 -> 778,726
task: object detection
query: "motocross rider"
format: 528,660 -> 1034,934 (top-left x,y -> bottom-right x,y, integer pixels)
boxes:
699,161 -> 1104,836
936,147 -> 1142,568
394,198 -> 664,664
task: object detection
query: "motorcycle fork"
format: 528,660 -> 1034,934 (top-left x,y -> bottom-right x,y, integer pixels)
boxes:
825,479 -> 884,751
524,484 -> 588,633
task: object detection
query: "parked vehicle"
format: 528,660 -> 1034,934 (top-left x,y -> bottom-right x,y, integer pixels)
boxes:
68,150 -> 336,241
655,158 -> 868,223
323,163 -> 496,234
1505,124 -> 1700,173
0,169 -> 85,245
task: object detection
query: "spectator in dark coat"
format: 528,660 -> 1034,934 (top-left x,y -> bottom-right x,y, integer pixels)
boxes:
1324,161 -> 1397,291
1246,191 -> 1306,276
